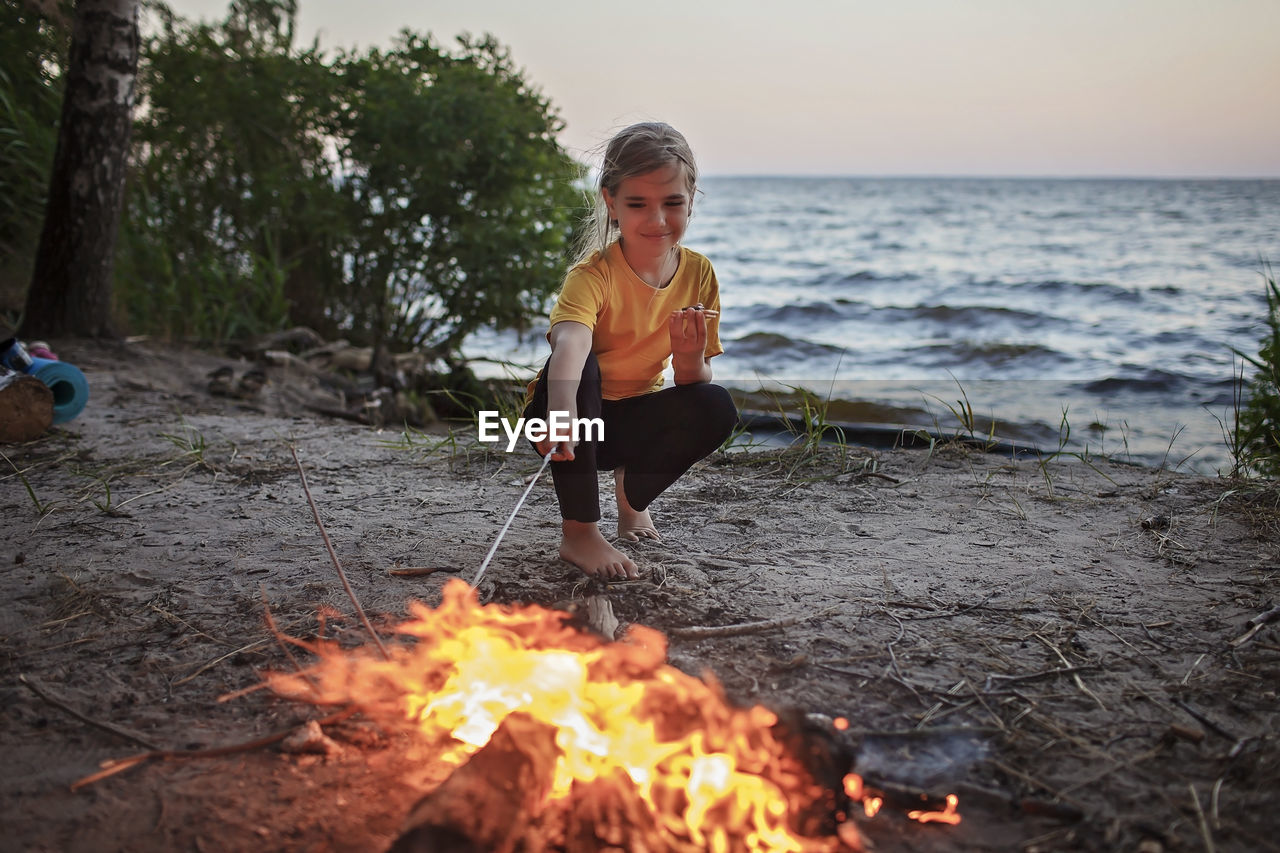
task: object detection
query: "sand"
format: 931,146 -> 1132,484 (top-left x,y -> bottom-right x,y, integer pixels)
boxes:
1,338 -> 1277,852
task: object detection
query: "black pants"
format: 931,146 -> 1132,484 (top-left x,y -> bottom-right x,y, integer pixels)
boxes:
524,353 -> 738,523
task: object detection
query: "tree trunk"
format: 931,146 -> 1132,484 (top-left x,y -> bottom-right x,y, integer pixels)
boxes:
22,0 -> 139,339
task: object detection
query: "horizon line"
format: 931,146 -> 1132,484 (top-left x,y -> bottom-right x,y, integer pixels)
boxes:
699,172 -> 1280,181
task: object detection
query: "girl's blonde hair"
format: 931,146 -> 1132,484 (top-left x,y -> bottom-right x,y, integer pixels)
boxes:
572,122 -> 698,266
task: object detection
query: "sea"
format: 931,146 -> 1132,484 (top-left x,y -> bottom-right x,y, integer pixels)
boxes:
465,177 -> 1280,475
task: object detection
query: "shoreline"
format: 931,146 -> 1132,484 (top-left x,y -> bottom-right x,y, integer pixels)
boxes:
1,338 -> 1276,852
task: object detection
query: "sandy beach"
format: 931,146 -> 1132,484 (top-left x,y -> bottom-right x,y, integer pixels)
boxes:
1,338 -> 1277,852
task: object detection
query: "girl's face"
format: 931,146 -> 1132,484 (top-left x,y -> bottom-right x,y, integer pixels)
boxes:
603,165 -> 693,259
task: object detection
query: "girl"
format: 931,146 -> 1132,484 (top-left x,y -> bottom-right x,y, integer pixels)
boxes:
525,122 -> 738,580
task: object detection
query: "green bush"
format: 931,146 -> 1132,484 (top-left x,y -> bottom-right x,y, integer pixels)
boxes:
117,0 -> 581,355
1234,262 -> 1280,477
0,0 -> 68,320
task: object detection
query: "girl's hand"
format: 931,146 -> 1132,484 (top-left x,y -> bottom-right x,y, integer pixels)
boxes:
535,405 -> 578,461
669,304 -> 716,357
535,436 -> 576,462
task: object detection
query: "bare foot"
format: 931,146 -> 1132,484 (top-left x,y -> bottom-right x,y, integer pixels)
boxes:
615,469 -> 661,543
560,520 -> 641,579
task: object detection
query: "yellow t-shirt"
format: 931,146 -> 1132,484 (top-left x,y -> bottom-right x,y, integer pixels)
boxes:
544,242 -> 723,401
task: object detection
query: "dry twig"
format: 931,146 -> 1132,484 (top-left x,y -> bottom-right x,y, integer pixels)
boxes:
983,664 -> 1100,691
290,445 -> 388,659
19,674 -> 160,751
1033,632 -> 1106,710
1228,602 -> 1280,649
668,608 -> 834,639
70,706 -> 359,791
1188,783 -> 1217,853
1172,699 -> 1239,743
173,638 -> 271,687
388,566 -> 461,577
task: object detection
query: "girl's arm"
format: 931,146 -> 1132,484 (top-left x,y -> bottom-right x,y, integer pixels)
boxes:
670,307 -> 715,384
538,320 -> 593,460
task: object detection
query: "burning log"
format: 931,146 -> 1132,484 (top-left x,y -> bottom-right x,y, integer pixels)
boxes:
390,711 -> 845,853
390,713 -> 562,853
267,581 -> 972,851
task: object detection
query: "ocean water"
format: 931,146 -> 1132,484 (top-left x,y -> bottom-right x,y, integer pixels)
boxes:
467,177 -> 1280,474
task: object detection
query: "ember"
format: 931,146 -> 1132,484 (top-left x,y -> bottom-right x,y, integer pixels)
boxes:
268,580 -> 960,850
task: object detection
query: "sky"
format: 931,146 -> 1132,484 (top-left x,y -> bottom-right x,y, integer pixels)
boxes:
159,0 -> 1280,178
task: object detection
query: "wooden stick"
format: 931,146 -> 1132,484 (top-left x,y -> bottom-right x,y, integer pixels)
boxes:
983,758 -> 1089,813
668,608 -> 834,639
260,589 -> 306,676
1058,743 -> 1164,797
917,679 -> 966,727
859,725 -> 1003,740
290,446 -> 388,660
388,566 -> 461,577
1229,602 -> 1280,648
1189,783 -> 1217,853
69,705 -> 359,791
173,639 -> 271,686
19,674 -> 161,751
1173,699 -> 1238,743
1033,633 -> 1106,711
983,665 -> 1100,691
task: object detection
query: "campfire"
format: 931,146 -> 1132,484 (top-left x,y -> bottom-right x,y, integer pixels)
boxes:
267,580 -> 961,851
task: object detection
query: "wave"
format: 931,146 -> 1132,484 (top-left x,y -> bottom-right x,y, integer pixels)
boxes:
1079,369 -> 1188,394
1022,280 -> 1142,301
755,302 -> 848,323
832,270 -> 921,285
882,303 -> 1049,328
916,341 -> 1064,368
730,332 -> 846,360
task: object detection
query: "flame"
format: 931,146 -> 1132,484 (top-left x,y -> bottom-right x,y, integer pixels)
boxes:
841,774 -> 882,818
268,580 -> 957,848
908,793 -> 962,825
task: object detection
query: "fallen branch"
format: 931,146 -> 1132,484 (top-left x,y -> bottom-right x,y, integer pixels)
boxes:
668,608 -> 834,639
